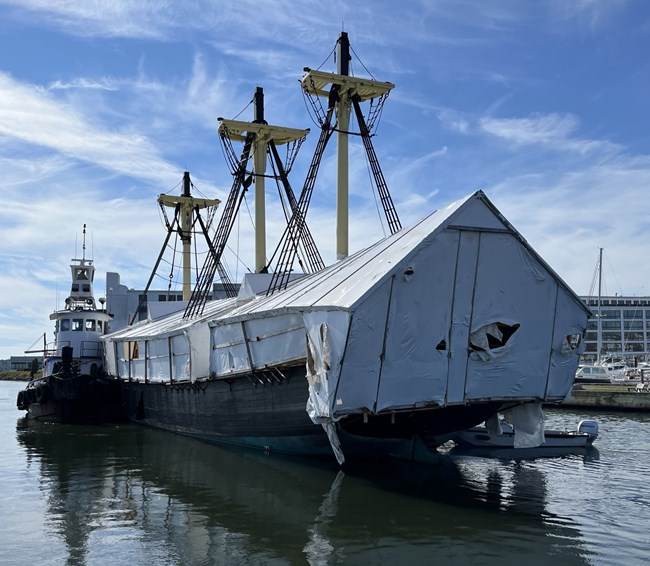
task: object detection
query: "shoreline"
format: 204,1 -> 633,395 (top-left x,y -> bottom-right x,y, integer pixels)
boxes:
0,371 -> 30,382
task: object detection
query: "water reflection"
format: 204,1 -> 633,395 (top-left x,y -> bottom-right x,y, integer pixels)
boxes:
16,418 -> 593,565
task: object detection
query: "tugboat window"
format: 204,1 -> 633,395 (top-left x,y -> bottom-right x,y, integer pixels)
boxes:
61,319 -> 70,331
85,320 -> 96,331
76,268 -> 88,280
72,319 -> 83,331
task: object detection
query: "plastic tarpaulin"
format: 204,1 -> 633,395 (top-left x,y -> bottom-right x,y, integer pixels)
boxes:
210,314 -> 306,377
171,333 -> 190,381
130,340 -> 146,380
246,314 -> 305,369
546,287 -> 586,399
333,281 -> 391,415
502,402 -> 545,448
211,322 -> 250,376
374,230 -> 458,412
304,310 -> 351,464
146,337 -> 169,382
464,231 -> 557,401
304,310 -> 350,420
186,323 -> 210,382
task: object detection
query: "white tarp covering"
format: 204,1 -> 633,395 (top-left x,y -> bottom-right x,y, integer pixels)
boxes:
502,402 -> 545,448
130,340 -> 146,379
304,310 -> 350,421
102,191 -> 590,449
304,310 -> 351,464
327,193 -> 587,421
211,322 -> 250,375
171,333 -> 190,380
374,230 -> 458,412
210,313 -> 306,377
147,337 -> 169,382
546,289 -> 587,398
247,314 -> 305,369
464,231 -> 557,400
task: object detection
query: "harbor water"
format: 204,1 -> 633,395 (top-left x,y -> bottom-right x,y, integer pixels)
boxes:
1,380 -> 648,565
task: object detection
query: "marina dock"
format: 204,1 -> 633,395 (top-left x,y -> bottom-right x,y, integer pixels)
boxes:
557,383 -> 650,411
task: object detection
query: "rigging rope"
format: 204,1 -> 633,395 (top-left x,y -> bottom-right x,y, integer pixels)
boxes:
349,44 -> 376,80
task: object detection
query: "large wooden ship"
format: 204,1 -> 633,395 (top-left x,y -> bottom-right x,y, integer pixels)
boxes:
101,34 -> 590,463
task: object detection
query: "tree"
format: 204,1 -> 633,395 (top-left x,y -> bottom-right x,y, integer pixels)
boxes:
30,357 -> 39,379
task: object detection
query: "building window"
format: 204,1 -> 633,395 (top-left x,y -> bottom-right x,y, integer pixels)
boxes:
602,332 -> 621,341
624,310 -> 643,319
600,310 -> 620,319
625,332 -> 644,341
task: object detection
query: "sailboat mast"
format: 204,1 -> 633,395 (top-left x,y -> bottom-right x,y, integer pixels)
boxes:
597,247 -> 603,364
336,32 -> 351,261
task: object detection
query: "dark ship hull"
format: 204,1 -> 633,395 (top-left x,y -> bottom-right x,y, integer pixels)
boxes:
121,365 -> 500,461
17,373 -> 125,424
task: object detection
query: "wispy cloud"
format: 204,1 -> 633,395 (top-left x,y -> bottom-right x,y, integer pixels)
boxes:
479,113 -> 622,155
546,0 -> 629,32
0,72 -> 181,185
48,77 -> 119,91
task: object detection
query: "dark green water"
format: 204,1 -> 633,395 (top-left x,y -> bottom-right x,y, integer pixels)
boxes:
1,380 -> 648,565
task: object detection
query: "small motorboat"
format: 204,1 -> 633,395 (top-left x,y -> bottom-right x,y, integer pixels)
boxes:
451,419 -> 598,449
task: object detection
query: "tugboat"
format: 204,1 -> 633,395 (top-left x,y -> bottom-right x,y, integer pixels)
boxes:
16,225 -> 124,423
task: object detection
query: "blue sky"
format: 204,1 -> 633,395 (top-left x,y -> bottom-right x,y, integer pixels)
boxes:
1,0 -> 649,359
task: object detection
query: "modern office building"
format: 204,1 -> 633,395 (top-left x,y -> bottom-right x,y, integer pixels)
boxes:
580,295 -> 650,364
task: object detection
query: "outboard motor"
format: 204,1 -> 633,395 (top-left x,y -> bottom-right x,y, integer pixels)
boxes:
577,419 -> 599,442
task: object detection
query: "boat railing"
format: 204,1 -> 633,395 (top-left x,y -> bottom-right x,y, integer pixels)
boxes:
47,340 -> 103,359
79,341 -> 103,358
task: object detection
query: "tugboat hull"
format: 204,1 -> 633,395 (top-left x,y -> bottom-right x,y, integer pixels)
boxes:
17,375 -> 124,424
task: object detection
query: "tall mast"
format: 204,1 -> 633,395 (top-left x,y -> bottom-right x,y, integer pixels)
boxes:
597,247 -> 603,364
301,32 -> 396,262
336,32 -> 351,260
158,172 -> 220,301
217,95 -> 310,270
253,87 -> 267,273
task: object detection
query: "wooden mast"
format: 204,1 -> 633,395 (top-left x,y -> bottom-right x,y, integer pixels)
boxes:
158,173 -> 220,301
335,32 -> 350,261
301,32 -> 395,262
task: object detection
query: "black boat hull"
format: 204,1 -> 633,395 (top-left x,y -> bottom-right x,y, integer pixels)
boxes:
121,366 -> 501,462
17,374 -> 125,424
